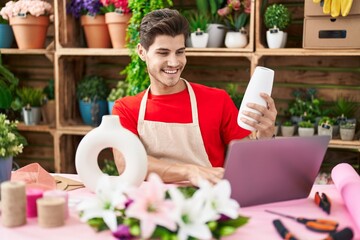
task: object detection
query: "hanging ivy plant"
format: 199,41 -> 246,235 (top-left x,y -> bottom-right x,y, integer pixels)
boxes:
122,0 -> 173,96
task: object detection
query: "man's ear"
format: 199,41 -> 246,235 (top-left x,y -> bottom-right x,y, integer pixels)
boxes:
137,44 -> 146,61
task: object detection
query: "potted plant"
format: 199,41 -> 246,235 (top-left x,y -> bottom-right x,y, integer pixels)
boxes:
42,79 -> 55,127
218,0 -> 250,48
287,88 -> 324,126
318,116 -> 334,139
77,75 -> 110,126
0,0 -> 53,49
0,14 -> 14,48
188,11 -> 209,48
0,113 -> 27,184
107,80 -> 128,113
264,3 -> 291,49
16,87 -> 44,125
340,121 -> 356,141
332,96 -> 357,137
101,0 -> 131,49
195,0 -> 227,48
298,120 -> 315,137
281,120 -> 295,137
67,0 -> 111,48
0,53 -> 22,118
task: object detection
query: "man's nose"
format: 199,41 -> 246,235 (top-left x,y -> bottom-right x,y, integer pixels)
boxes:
167,55 -> 179,66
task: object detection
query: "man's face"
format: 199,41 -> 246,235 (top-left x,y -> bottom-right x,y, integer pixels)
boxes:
138,34 -> 186,94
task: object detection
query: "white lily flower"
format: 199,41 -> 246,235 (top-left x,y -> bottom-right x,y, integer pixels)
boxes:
198,179 -> 240,219
77,175 -> 129,231
168,187 -> 213,240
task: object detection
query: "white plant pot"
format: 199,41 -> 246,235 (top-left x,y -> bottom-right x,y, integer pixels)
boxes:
281,126 -> 295,137
298,127 -> 315,137
280,32 -> 288,48
206,23 -> 226,48
318,125 -> 333,139
22,106 -> 41,125
266,30 -> 286,49
340,128 -> 355,141
190,32 -> 209,48
224,31 -> 248,48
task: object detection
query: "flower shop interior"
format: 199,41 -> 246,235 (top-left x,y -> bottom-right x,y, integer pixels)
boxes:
1,0 -> 360,239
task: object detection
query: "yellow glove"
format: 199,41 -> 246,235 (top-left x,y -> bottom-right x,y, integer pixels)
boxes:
341,0 -> 353,16
323,0 -> 332,14
313,0 -> 321,3
331,0 -> 341,17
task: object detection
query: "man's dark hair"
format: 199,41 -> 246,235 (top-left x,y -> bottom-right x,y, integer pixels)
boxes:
139,8 -> 189,50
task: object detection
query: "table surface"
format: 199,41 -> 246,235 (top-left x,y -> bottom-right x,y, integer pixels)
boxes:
1,174 -> 359,240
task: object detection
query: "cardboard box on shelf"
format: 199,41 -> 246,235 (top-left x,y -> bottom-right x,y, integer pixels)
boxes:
303,15 -> 360,49
304,0 -> 360,17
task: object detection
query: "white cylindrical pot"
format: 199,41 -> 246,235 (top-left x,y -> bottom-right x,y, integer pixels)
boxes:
206,24 -> 226,48
238,66 -> 274,131
266,30 -> 284,49
190,32 -> 209,48
75,115 -> 148,192
224,31 -> 248,48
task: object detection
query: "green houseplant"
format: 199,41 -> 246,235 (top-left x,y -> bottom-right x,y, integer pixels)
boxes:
0,113 -> 27,184
188,12 -> 209,48
281,120 -> 295,137
107,80 -> 128,113
122,0 -> 173,96
340,121 -> 356,141
196,0 -> 226,48
318,116 -> 334,139
264,3 -> 291,48
77,75 -> 110,126
298,120 -> 315,137
17,87 -> 44,125
0,53 -> 21,116
42,79 -> 55,126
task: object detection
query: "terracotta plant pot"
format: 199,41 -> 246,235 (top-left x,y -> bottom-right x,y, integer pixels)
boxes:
9,15 -> 49,49
105,12 -> 131,48
80,15 -> 112,48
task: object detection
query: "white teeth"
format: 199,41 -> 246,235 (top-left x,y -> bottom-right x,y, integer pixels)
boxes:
164,69 -> 177,74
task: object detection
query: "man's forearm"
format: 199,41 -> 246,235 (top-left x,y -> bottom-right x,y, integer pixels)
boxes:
113,148 -> 189,183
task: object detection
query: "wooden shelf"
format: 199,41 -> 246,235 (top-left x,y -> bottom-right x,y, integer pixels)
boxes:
0,49 -> 54,55
17,123 -> 56,135
329,139 -> 360,152
255,48 -> 360,57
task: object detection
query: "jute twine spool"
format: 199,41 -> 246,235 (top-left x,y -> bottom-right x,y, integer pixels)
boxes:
1,181 -> 27,227
37,197 -> 65,228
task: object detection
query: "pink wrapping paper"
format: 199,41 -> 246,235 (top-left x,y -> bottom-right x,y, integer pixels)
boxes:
331,163 -> 360,231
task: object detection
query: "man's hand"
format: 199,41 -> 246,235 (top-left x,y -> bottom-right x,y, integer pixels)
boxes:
184,164 -> 224,186
113,149 -> 223,186
240,93 -> 277,139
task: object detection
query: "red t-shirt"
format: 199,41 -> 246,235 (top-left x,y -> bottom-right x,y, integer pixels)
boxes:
112,82 -> 251,167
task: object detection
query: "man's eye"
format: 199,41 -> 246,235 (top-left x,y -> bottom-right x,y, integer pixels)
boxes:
158,52 -> 168,55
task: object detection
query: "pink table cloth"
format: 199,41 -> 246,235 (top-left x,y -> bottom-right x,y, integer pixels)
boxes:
1,174 -> 359,240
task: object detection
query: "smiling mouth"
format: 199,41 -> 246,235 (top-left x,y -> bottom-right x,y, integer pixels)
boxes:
163,69 -> 179,74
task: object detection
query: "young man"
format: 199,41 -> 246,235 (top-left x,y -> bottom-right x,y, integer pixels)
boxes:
112,8 -> 277,186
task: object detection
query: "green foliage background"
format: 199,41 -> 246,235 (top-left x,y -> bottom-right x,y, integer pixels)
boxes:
122,0 -> 173,96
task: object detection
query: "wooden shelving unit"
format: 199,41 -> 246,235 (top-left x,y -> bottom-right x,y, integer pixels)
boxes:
1,0 -> 359,173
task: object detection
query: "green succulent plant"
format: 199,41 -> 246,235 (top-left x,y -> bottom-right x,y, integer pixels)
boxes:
264,3 -> 292,30
107,81 -> 128,102
17,87 -> 44,107
298,120 -> 314,128
76,75 -> 109,102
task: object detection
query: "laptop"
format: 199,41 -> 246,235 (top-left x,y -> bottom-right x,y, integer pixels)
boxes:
223,135 -> 331,207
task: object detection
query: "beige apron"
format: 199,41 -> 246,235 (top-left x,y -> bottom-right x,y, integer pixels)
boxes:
137,79 -> 211,167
